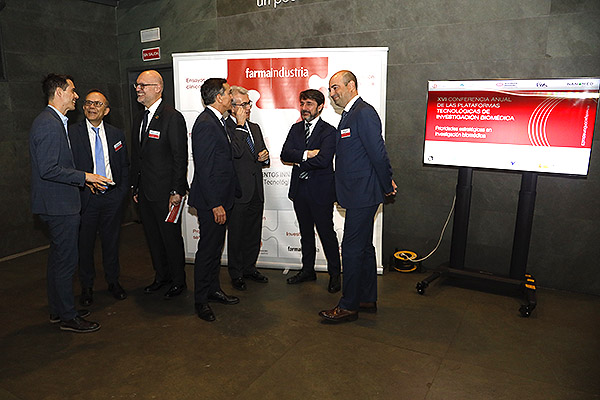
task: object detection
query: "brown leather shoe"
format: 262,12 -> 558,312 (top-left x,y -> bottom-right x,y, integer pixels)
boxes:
319,306 -> 358,323
359,302 -> 377,313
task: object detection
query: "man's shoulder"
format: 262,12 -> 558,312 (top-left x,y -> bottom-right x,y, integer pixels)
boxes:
316,118 -> 336,132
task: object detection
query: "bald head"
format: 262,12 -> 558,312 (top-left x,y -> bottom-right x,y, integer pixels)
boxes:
135,70 -> 164,108
329,70 -> 358,108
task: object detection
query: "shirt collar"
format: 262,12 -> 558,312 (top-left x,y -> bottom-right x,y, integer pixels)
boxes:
207,105 -> 224,121
146,97 -> 162,114
85,119 -> 104,132
343,95 -> 360,113
48,104 -> 69,125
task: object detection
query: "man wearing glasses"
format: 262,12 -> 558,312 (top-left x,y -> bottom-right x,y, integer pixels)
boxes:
225,86 -> 270,291
69,90 -> 129,307
130,70 -> 188,299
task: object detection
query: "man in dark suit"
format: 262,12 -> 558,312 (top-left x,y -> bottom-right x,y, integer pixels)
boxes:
130,70 -> 188,299
225,85 -> 270,291
69,90 -> 129,306
189,78 -> 240,322
30,73 -> 112,333
319,70 -> 397,323
281,89 -> 341,293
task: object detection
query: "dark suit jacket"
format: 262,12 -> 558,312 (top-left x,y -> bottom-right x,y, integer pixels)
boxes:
30,106 -> 85,215
130,100 -> 188,203
281,117 -> 337,205
225,117 -> 268,204
335,97 -> 393,209
68,120 -> 130,210
188,108 -> 237,212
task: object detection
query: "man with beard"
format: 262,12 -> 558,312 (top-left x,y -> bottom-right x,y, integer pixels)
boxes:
281,89 -> 341,293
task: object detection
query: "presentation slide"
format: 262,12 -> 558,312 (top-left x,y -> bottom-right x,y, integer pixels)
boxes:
424,79 -> 600,175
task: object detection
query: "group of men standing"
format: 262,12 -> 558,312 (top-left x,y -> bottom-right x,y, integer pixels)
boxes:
29,68 -> 395,332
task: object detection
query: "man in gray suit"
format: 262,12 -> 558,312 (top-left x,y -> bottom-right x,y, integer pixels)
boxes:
225,86 -> 270,291
30,73 -> 112,333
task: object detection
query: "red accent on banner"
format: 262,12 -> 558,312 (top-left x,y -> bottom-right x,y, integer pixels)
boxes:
227,57 -> 328,109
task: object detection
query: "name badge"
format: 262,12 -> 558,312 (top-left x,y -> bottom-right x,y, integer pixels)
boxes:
148,130 -> 160,139
340,128 -> 351,138
114,141 -> 123,151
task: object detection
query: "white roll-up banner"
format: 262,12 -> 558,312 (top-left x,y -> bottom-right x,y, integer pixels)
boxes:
173,47 -> 389,274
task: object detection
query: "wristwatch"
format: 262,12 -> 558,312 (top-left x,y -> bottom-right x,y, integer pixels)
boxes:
169,190 -> 178,196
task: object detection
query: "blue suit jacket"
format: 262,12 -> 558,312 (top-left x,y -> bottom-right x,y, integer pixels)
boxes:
188,108 -> 237,212
30,106 -> 86,215
335,97 -> 393,209
280,117 -> 337,205
68,119 -> 130,210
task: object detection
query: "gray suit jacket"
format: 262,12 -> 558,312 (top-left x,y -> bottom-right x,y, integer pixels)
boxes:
30,106 -> 85,215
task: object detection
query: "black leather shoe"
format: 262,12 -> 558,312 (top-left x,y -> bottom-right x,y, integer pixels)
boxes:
164,284 -> 186,298
59,316 -> 101,333
108,282 -> 127,300
244,270 -> 269,283
79,287 -> 93,306
319,306 -> 358,323
208,290 -> 239,305
232,277 -> 247,291
287,270 -> 317,284
359,302 -> 377,313
328,275 -> 341,293
196,303 -> 215,322
144,280 -> 171,294
50,309 -> 90,324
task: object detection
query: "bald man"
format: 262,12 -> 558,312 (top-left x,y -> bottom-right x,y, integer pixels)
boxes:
131,70 -> 189,299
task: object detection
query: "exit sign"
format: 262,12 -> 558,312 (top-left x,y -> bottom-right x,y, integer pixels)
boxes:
142,47 -> 161,62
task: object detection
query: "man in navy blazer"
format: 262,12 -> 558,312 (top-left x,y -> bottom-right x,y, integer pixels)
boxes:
131,70 -> 188,299
281,89 -> 341,293
30,73 -> 111,333
189,78 -> 240,322
319,70 -> 397,323
69,90 -> 129,306
225,86 -> 270,291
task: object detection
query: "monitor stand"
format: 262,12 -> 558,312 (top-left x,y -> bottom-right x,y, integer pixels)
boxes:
416,167 -> 537,317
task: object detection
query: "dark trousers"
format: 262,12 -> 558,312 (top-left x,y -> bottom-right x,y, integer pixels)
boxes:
293,181 -> 340,276
338,205 -> 378,311
194,208 -> 229,305
40,213 -> 80,321
227,187 -> 263,279
78,190 -> 124,288
138,192 -> 186,285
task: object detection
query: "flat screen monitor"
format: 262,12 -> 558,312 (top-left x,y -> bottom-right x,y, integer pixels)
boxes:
423,78 -> 600,175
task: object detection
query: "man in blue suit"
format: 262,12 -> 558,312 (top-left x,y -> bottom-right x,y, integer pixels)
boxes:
189,78 -> 240,322
69,90 -> 129,306
281,89 -> 341,293
320,70 -> 397,323
30,73 -> 112,333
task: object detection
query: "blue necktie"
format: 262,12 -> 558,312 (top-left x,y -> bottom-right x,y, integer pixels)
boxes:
299,122 -> 311,180
244,124 -> 255,155
338,110 -> 348,129
93,127 -> 106,177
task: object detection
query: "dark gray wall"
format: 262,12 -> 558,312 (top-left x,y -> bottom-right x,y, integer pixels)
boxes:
2,0 -> 599,295
0,0 -> 123,256
115,0 -> 600,294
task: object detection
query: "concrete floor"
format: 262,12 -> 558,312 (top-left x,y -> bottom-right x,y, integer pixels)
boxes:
1,223 -> 599,400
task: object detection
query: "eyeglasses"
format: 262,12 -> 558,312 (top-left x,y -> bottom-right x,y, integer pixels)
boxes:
133,83 -> 159,90
83,100 -> 105,108
233,101 -> 253,109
